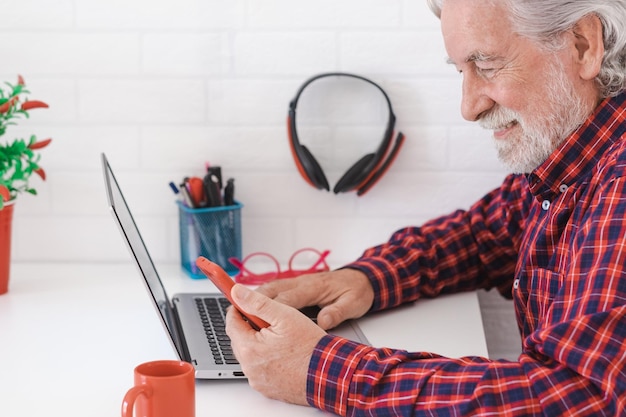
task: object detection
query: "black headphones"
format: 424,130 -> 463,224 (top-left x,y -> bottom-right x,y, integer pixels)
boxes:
287,72 -> 405,196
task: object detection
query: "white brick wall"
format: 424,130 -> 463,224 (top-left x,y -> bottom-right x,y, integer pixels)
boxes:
1,0 -> 508,267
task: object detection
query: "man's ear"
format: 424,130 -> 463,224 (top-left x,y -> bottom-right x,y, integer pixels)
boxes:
572,14 -> 604,81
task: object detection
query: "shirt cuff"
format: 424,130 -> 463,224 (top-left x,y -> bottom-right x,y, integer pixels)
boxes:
343,260 -> 400,312
306,334 -> 375,416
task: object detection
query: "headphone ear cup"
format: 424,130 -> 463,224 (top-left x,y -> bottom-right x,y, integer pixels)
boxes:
298,144 -> 330,191
288,111 -> 329,191
333,153 -> 374,194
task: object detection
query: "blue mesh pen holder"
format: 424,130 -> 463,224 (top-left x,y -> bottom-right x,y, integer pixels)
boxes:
177,201 -> 243,279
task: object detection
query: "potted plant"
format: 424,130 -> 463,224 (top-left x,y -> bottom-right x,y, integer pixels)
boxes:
0,75 -> 52,294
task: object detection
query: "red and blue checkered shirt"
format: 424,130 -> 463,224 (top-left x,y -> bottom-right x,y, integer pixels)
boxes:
306,92 -> 626,416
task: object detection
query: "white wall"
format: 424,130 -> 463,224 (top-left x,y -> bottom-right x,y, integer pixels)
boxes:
2,0 -> 507,267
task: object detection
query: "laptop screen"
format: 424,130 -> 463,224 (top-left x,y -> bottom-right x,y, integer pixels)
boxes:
101,153 -> 183,359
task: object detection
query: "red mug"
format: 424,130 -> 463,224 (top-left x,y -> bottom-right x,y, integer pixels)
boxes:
121,360 -> 195,417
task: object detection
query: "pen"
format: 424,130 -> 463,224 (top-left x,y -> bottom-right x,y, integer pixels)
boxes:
169,181 -> 179,195
179,182 -> 195,208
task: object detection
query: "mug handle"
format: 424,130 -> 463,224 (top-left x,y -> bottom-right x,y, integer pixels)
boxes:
121,385 -> 153,417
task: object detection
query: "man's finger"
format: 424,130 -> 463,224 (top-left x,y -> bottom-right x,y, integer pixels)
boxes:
231,284 -> 293,326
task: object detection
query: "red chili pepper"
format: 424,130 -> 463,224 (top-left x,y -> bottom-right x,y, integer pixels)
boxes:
0,96 -> 18,114
28,138 -> 52,150
20,100 -> 49,111
34,168 -> 46,181
17,75 -> 25,86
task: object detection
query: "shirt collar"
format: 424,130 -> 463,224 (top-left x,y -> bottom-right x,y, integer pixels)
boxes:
527,92 -> 626,201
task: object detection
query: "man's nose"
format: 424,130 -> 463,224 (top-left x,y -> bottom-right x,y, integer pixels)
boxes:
461,72 -> 495,122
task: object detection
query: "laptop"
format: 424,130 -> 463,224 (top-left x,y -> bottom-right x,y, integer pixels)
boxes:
101,153 -> 369,379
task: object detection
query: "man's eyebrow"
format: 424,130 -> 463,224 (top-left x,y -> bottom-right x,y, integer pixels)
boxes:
446,51 -> 503,66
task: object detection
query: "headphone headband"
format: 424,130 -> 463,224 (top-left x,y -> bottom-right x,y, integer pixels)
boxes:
289,72 -> 394,114
287,72 -> 405,196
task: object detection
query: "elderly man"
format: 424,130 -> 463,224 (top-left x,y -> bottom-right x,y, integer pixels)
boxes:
226,0 -> 626,415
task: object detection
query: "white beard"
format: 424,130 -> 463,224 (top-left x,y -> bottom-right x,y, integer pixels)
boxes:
479,61 -> 591,174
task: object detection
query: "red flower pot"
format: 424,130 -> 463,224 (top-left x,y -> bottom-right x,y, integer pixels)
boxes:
0,201 -> 15,295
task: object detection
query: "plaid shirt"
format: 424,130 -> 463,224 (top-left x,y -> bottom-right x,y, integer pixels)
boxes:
306,92 -> 626,416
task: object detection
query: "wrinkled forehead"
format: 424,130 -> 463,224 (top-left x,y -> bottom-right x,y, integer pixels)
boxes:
441,0 -> 517,61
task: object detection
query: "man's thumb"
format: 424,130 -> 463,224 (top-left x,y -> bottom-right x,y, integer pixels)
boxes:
230,284 -> 274,329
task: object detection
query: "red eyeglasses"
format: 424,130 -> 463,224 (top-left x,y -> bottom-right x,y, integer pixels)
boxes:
228,248 -> 331,285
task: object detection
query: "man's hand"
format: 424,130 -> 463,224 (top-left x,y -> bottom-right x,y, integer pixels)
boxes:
226,284 -> 327,405
256,268 -> 374,330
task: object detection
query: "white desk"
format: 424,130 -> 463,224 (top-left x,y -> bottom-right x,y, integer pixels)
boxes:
0,262 -> 488,417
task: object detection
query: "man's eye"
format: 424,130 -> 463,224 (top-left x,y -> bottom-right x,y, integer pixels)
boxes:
476,67 -> 498,77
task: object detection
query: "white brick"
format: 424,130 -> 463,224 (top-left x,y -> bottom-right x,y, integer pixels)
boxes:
385,77 -> 466,126
0,0 -> 73,29
75,0 -> 245,29
140,126 -> 292,171
236,172 -> 358,218
49,173 -> 106,216
207,79 -> 296,125
295,216 -> 423,266
385,126 -> 449,172
234,33 -> 336,75
241,218 -> 295,260
248,0 -> 401,29
142,33 -> 231,76
0,34 -> 140,76
401,0 -> 441,29
340,32 -> 447,75
356,171 -> 504,218
12,216 -> 130,261
8,188 -> 52,216
449,125 -> 508,173
78,79 -> 206,123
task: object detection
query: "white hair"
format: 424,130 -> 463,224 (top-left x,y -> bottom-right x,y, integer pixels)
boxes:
426,0 -> 626,98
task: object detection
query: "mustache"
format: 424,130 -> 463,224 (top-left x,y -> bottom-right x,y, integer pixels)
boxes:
479,106 -> 520,130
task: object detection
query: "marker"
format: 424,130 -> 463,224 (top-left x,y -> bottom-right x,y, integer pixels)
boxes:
224,178 -> 235,206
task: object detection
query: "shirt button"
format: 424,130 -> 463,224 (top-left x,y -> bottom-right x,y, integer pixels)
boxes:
559,184 -> 569,193
542,200 -> 550,210
513,279 -> 520,289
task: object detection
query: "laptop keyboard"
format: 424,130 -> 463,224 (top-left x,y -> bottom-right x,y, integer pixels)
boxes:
195,297 -> 239,365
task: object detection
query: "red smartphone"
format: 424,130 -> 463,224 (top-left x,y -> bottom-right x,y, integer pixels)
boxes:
195,256 -> 270,330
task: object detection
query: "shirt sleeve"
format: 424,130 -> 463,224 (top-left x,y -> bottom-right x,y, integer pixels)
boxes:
307,335 -> 542,416
307,325 -> 623,417
345,174 -> 532,311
